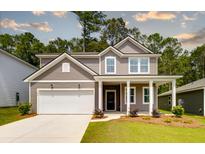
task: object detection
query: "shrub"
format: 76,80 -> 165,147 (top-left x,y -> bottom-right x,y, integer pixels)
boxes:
142,116 -> 151,120
183,120 -> 193,124
93,109 -> 104,118
18,102 -> 32,115
173,118 -> 182,123
152,109 -> 161,118
171,105 -> 184,117
164,118 -> 172,123
129,109 -> 139,117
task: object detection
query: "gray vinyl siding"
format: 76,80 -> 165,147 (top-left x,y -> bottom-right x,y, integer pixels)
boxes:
101,50 -> 158,75
40,57 -> 54,67
0,52 -> 36,107
77,58 -> 99,73
116,40 -> 148,54
34,58 -> 94,80
121,83 -> 150,112
40,57 -> 100,73
158,89 -> 204,115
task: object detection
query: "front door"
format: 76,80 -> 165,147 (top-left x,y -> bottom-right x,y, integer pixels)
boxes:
106,90 -> 116,111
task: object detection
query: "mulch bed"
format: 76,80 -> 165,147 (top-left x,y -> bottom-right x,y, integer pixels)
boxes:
120,115 -> 205,128
16,113 -> 37,119
92,115 -> 108,120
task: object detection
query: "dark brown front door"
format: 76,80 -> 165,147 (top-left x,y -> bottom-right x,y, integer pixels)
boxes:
106,90 -> 116,111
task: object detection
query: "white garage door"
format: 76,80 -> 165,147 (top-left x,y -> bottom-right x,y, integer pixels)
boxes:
37,89 -> 95,114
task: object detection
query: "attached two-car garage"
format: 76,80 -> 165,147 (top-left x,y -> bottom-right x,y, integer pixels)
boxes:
37,89 -> 95,114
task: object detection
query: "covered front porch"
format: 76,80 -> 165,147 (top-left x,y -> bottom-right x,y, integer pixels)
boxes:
95,75 -> 182,116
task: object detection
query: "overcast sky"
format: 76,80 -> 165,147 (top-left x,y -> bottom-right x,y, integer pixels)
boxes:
0,11 -> 205,50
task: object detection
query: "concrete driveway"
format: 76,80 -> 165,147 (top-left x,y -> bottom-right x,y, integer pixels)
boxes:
0,115 -> 91,143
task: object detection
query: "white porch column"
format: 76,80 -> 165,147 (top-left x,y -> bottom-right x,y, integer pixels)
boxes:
126,80 -> 130,116
172,80 -> 176,108
149,80 -> 154,115
98,81 -> 103,110
154,84 -> 158,110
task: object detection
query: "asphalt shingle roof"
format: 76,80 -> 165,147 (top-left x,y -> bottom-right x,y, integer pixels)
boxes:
159,78 -> 205,96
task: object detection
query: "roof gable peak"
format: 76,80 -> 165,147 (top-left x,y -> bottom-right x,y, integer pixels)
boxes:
24,52 -> 97,82
114,36 -> 153,54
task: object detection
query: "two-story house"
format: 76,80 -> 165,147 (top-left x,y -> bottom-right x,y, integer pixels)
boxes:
24,36 -> 182,115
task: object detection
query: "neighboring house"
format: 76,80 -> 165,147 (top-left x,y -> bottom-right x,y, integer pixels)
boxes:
0,49 -> 37,107
158,78 -> 205,116
24,36 -> 181,115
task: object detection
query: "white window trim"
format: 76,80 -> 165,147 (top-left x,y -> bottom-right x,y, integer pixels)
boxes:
62,63 -> 70,72
128,57 -> 150,74
124,87 -> 136,104
105,56 -> 116,74
143,87 -> 150,104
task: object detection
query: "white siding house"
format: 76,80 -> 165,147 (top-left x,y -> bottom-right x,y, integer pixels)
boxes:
0,49 -> 37,107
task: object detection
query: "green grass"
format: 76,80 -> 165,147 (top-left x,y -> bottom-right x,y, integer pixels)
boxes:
81,119 -> 205,143
82,110 -> 205,143
0,107 -> 32,126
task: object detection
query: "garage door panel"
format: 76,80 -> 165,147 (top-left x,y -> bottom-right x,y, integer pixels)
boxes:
38,90 -> 94,114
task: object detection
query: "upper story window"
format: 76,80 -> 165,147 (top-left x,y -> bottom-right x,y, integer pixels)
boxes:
105,56 -> 116,74
128,57 -> 150,74
62,63 -> 70,72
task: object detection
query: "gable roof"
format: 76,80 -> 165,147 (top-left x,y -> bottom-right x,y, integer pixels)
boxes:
0,49 -> 37,70
24,52 -> 98,82
114,36 -> 153,54
158,78 -> 205,97
98,46 -> 124,57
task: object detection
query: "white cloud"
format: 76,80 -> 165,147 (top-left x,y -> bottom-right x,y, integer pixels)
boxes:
32,11 -> 68,18
181,22 -> 187,28
182,14 -> 196,21
52,11 -> 67,18
29,22 -> 52,32
133,11 -> 176,22
0,18 -> 53,32
174,33 -> 195,40
32,11 -> 45,16
174,28 -> 205,46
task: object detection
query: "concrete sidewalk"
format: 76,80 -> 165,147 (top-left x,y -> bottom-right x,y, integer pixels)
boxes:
0,115 -> 91,143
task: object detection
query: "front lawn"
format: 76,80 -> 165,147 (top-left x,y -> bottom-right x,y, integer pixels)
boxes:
82,113 -> 205,143
0,107 -> 34,126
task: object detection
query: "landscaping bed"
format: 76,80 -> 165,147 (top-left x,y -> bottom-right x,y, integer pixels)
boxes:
120,115 -> 204,128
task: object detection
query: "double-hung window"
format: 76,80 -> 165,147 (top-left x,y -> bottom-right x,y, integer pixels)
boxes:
129,57 -> 149,74
105,56 -> 116,74
143,87 -> 150,104
140,58 -> 149,73
129,58 -> 139,73
124,87 -> 136,104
